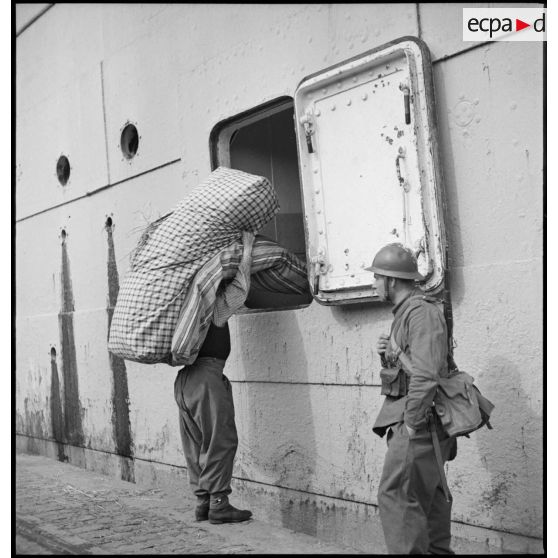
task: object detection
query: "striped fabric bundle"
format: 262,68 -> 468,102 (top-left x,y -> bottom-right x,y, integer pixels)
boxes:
171,235 -> 309,365
108,167 -> 280,364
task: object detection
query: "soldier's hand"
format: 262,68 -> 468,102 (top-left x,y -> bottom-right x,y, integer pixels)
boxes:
376,333 -> 389,355
405,424 -> 416,437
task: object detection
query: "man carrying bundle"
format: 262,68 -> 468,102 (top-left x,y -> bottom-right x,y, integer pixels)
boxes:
174,230 -> 312,524
173,231 -> 255,524
109,167 -> 312,524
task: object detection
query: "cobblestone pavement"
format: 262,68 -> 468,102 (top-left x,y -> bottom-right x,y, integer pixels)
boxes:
15,453 -> 361,555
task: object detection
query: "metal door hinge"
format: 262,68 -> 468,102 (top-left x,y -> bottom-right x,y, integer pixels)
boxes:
310,250 -> 327,293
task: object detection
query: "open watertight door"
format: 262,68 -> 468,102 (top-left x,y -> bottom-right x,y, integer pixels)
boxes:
294,37 -> 446,305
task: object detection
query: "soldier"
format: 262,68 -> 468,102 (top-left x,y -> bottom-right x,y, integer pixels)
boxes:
366,243 -> 457,555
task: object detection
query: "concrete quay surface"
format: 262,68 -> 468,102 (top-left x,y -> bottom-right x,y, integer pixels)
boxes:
15,453 -> 363,555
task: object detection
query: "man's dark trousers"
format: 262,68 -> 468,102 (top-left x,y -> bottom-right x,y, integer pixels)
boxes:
174,357 -> 238,500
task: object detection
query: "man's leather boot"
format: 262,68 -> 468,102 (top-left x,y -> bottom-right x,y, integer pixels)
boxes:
195,496 -> 210,521
208,495 -> 252,524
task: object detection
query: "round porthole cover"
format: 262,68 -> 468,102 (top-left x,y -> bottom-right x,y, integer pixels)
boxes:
56,155 -> 71,185
120,123 -> 139,159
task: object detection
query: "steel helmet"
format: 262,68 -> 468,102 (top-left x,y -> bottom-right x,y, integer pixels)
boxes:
365,243 -> 424,281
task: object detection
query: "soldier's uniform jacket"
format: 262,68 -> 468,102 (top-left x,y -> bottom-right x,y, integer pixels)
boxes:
373,289 -> 448,437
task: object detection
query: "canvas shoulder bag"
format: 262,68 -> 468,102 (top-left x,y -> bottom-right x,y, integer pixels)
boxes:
433,369 -> 494,437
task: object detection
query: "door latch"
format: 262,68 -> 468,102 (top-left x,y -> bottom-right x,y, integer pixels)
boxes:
299,113 -> 315,153
399,82 -> 411,125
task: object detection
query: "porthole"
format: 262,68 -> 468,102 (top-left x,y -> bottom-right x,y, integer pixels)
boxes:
56,155 -> 71,186
120,123 -> 139,159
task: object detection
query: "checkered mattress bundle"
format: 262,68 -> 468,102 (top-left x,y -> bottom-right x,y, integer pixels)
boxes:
108,166 -> 309,365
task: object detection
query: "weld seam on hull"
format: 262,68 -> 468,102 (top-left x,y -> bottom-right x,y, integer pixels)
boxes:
16,158 -> 181,223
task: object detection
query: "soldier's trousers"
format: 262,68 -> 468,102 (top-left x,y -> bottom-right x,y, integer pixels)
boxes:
378,421 -> 457,555
174,357 -> 238,501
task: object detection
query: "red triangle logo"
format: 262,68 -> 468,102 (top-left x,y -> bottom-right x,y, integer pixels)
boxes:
516,19 -> 530,32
